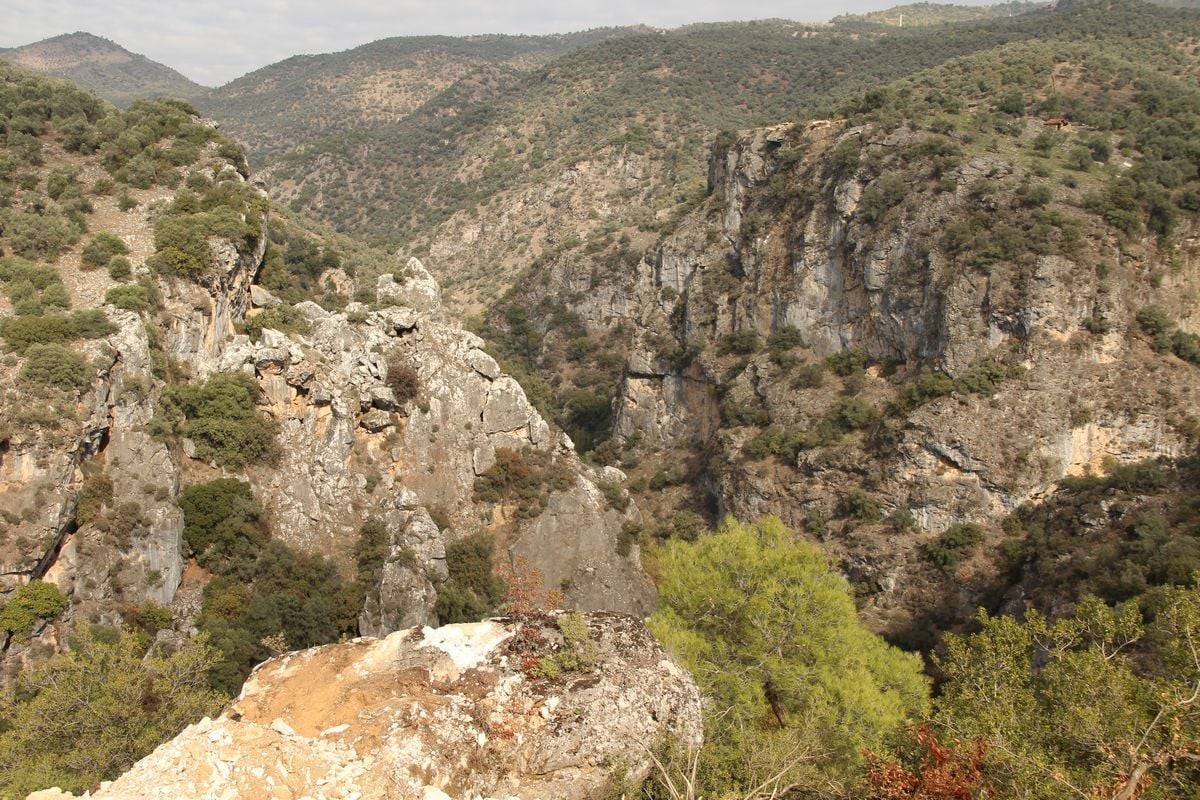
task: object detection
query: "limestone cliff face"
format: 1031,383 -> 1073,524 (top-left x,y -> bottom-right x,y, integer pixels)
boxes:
33,613 -> 702,800
0,149 -> 653,679
0,164 -> 269,678
500,118 -> 1200,630
222,257 -> 653,628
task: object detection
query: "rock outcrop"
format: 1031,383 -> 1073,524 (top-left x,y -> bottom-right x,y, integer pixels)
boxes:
493,114 -> 1200,633
0,121 -> 654,683
40,613 -> 702,800
221,256 -> 654,625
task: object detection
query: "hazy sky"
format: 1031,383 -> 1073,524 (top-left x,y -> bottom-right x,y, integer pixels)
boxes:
0,0 -> 960,86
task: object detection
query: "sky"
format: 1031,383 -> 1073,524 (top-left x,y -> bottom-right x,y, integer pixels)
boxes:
0,0 -> 975,86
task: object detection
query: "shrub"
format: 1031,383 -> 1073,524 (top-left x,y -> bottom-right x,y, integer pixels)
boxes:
79,233 -> 128,271
39,282 -> 69,309
153,373 -> 280,468
1,314 -> 69,351
717,329 -> 761,356
385,355 -> 420,403
0,625 -> 224,796
598,480 -> 630,512
355,518 -> 390,587
19,344 -> 91,390
107,256 -> 132,281
244,305 -> 311,340
837,489 -> 884,521
1137,305 -> 1175,353
436,532 -> 506,624
1,208 -> 79,259
829,396 -> 877,431
827,348 -> 868,376
792,362 -> 826,389
860,174 -> 906,222
178,479 -> 266,571
66,309 -> 116,339
0,581 -> 68,634
649,517 -> 928,797
105,284 -> 150,312
76,470 -> 114,525
926,523 -> 985,568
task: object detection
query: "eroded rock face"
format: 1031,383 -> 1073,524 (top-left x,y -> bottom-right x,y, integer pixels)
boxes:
59,613 -> 702,800
495,117 -> 1200,633
224,256 -> 654,622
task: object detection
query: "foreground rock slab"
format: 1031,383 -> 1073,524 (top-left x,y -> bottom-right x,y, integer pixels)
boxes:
37,613 -> 701,800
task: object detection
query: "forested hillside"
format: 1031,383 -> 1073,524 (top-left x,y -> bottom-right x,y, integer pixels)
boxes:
2,1 -> 1200,798
0,32 -> 204,107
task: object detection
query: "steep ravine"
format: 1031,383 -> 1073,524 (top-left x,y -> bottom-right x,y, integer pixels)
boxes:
494,113 -> 1200,636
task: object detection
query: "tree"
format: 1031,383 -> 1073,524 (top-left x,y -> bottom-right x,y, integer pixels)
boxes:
933,588 -> 1200,799
649,517 -> 930,797
0,626 -> 225,796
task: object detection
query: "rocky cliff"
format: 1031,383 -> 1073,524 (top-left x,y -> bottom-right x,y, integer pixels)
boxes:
490,44 -> 1200,636
0,99 -> 652,681
30,613 -> 702,800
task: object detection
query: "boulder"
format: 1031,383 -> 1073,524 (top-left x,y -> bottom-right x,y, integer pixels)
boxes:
50,613 -> 702,800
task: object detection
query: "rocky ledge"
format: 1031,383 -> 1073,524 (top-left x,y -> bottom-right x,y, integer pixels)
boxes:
32,613 -> 702,800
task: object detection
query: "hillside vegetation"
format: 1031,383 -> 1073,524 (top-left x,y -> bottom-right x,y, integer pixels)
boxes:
0,32 -> 205,107
2,3 -> 1200,798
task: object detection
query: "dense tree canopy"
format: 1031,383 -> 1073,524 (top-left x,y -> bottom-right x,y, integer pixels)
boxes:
649,516 -> 930,796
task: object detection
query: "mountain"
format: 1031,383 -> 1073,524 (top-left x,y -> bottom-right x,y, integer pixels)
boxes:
5,3 -> 1200,797
206,16 -> 1050,313
477,0 -> 1200,642
195,28 -> 648,165
0,60 -> 653,792
0,32 -> 204,107
832,0 -> 1048,27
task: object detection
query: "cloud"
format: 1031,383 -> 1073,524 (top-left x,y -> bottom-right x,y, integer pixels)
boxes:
2,0 -> 991,85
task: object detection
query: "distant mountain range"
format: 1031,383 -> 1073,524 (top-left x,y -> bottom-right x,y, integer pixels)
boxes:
0,32 -> 205,106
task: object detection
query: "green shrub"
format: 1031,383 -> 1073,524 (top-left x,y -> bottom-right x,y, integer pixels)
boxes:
598,480 -> 630,512
105,284 -> 150,312
436,532 -> 506,624
837,489 -> 884,521
1137,305 -> 1176,353
648,517 -> 928,797
1,315 -> 69,351
66,309 -> 116,339
791,362 -> 826,389
19,344 -> 91,390
0,208 -> 79,259
0,581 -> 68,634
826,348 -> 868,376
153,373 -> 280,468
244,305 -> 311,341
926,523 -> 985,568
744,426 -> 814,461
107,256 -> 131,281
0,625 -> 224,796
76,470 -> 114,525
38,282 -> 69,310
355,518 -> 390,588
79,233 -> 128,271
179,479 -> 266,571
859,174 -> 906,222
829,396 -> 877,431
717,329 -> 761,356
